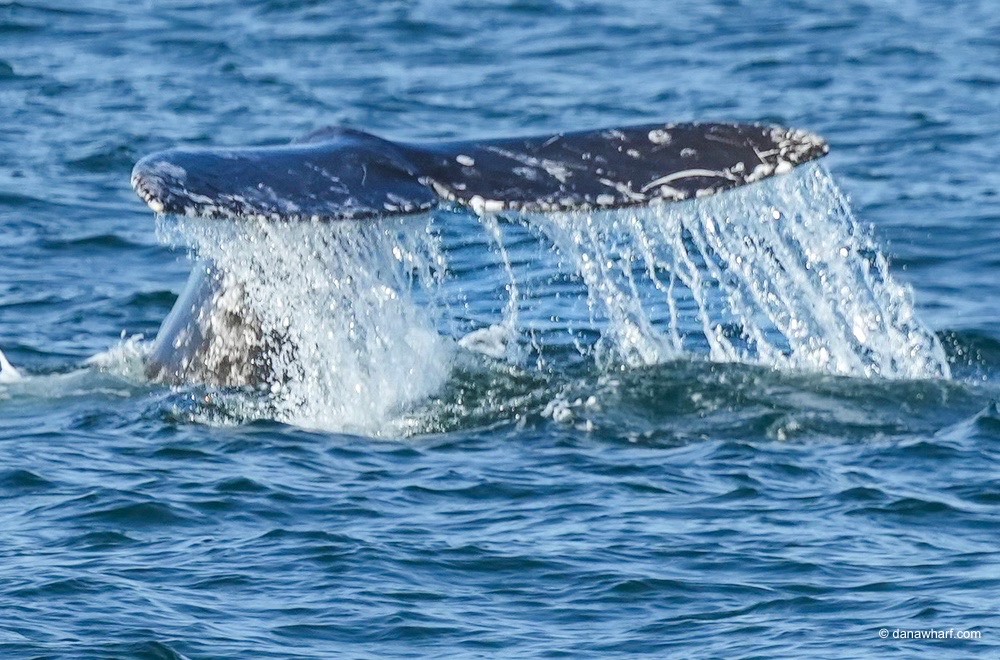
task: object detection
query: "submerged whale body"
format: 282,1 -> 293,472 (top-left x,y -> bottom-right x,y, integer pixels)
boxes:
131,122 -> 829,386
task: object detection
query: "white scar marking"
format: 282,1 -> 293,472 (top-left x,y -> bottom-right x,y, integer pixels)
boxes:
639,169 -> 725,193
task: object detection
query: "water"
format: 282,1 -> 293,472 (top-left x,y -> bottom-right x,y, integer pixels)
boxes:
157,164 -> 948,434
157,213 -> 453,434
523,165 -> 948,378
1,1 -> 998,657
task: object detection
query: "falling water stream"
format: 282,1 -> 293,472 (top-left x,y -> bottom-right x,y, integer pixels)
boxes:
527,164 -> 949,378
157,164 -> 949,432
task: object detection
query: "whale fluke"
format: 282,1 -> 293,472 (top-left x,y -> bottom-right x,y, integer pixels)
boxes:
132,122 -> 828,221
131,128 -> 438,221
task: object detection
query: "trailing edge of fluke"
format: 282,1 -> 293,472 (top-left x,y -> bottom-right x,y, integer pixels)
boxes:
131,122 -> 829,222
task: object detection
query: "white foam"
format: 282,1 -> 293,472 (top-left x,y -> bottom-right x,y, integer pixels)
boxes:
85,332 -> 150,381
458,324 -> 518,360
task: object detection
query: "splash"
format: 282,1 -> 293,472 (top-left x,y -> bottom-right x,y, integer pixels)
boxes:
158,215 -> 454,434
152,163 -> 948,433
528,163 -> 949,379
85,331 -> 150,382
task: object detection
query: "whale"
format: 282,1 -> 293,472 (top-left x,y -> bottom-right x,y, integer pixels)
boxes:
131,122 -> 829,386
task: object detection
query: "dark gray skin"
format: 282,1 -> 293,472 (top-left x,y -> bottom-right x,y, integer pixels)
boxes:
132,122 -> 829,386
145,261 -> 276,387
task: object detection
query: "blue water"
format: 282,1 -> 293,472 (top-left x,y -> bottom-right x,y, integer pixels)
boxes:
2,1 -> 999,657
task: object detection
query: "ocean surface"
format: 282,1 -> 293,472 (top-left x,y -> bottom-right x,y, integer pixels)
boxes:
1,0 -> 999,657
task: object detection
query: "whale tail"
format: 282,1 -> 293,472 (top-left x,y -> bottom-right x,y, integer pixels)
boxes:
131,122 -> 828,222
130,121 -> 832,389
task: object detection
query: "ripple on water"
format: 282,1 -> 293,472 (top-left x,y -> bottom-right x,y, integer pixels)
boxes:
1,0 -> 999,657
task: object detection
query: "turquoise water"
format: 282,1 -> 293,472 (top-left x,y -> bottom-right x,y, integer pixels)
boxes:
1,1 -> 999,657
